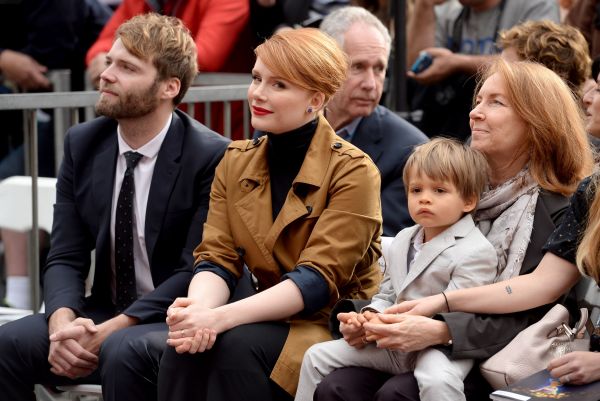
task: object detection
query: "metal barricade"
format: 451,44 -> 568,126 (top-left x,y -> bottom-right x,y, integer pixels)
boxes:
47,70 -> 72,175
190,73 -> 251,139
0,84 -> 249,309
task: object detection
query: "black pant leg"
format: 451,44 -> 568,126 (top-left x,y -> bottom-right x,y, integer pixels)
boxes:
158,321 -> 291,401
314,366 -> 394,401
374,371 -> 421,401
99,322 -> 167,401
0,314 -> 52,401
315,364 -> 489,401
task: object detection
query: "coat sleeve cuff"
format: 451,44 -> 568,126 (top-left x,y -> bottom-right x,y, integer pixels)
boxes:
283,265 -> 329,315
194,261 -> 237,293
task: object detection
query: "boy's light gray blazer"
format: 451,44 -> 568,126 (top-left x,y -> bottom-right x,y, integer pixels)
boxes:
367,213 -> 498,312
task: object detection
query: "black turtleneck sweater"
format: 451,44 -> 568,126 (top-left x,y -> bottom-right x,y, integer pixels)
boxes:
266,118 -> 317,220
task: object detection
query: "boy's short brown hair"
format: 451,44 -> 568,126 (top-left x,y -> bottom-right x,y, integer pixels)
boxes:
403,138 -> 489,203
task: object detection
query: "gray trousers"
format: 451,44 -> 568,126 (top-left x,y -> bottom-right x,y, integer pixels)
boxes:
295,339 -> 473,401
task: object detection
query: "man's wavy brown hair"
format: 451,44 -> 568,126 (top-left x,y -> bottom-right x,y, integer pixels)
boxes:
117,13 -> 198,105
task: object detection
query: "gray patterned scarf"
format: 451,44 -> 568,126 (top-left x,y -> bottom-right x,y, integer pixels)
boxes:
474,168 -> 539,281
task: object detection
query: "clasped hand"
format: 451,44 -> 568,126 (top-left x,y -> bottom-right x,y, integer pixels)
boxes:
339,308 -> 445,353
165,297 -> 223,354
337,311 -> 385,348
48,318 -> 100,379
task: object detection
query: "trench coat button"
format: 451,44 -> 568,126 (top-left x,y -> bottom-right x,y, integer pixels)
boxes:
306,205 -> 313,214
333,142 -> 342,149
241,180 -> 253,192
236,247 -> 246,257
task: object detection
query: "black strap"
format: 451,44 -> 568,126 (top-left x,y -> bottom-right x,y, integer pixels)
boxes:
450,0 -> 507,53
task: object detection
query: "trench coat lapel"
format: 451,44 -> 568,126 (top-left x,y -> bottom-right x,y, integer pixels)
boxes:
233,138 -> 281,267
264,116 -> 333,252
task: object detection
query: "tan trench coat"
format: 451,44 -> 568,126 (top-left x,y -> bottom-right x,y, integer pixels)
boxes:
194,115 -> 382,394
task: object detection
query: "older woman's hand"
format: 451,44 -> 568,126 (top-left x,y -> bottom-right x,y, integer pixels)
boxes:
385,293 -> 447,316
547,351 -> 600,385
362,314 -> 451,352
338,311 -> 369,349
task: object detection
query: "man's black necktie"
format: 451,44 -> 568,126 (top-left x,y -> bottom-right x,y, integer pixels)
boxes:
115,151 -> 143,313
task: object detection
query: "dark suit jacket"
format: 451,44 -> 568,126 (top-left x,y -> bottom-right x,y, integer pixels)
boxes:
443,190 -> 570,360
43,109 -> 230,323
351,106 -> 428,236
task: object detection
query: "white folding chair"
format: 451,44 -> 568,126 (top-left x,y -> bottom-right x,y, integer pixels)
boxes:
0,176 -> 56,321
0,175 -> 56,233
0,177 -> 102,399
35,383 -> 103,401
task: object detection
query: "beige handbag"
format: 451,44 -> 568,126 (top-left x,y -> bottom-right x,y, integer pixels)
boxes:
480,304 -> 591,389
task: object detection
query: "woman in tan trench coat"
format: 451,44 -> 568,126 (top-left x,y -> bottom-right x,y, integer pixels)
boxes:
157,28 -> 383,400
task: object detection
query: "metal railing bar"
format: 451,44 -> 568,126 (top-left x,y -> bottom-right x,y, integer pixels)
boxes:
0,85 -> 248,110
224,101 -> 232,139
186,103 -> 195,119
48,70 -> 71,174
243,100 -> 250,139
24,110 -> 40,310
205,102 -> 212,129
193,73 -> 251,86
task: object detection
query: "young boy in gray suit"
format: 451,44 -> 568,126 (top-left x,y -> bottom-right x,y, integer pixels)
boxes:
295,138 -> 498,401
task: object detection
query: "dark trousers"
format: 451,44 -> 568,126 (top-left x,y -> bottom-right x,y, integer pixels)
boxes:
0,312 -> 167,401
158,321 -> 292,401
314,366 -> 492,401
314,367 -> 419,401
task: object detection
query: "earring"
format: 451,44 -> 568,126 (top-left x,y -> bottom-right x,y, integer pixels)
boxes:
307,106 -> 313,113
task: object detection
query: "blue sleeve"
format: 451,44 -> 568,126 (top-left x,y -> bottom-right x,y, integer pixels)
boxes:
194,261 -> 238,293
283,265 -> 329,315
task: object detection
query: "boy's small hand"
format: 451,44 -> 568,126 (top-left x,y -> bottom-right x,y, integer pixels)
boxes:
363,312 -> 384,342
363,310 -> 382,323
338,312 -> 369,349
338,311 -> 366,327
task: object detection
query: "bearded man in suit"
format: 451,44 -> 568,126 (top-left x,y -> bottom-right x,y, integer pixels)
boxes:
0,13 -> 230,401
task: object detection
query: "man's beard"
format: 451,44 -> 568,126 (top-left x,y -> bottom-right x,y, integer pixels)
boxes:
95,79 -> 161,119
